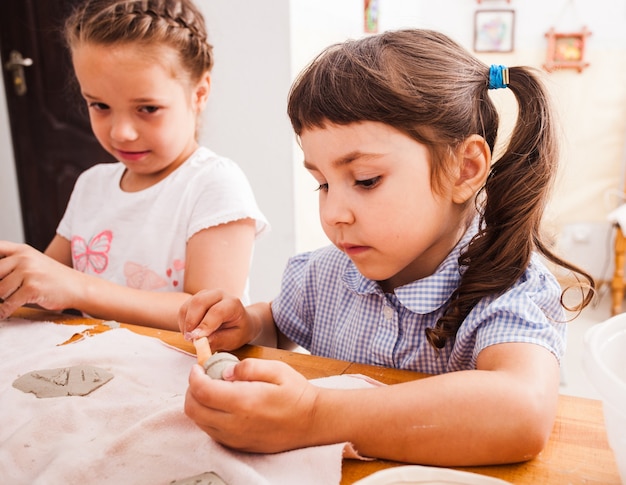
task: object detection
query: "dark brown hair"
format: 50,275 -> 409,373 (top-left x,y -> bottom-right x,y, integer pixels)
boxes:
287,29 -> 594,350
64,0 -> 213,83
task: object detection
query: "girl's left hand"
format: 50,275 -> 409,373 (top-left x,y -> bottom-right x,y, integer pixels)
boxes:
185,358 -> 321,453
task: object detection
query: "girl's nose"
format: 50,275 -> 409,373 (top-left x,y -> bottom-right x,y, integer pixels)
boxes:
320,189 -> 355,226
109,116 -> 138,142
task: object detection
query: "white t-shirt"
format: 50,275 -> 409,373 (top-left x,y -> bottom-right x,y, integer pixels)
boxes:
57,147 -> 268,302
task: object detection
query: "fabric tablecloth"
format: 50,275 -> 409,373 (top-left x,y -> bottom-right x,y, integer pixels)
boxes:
0,317 -> 372,485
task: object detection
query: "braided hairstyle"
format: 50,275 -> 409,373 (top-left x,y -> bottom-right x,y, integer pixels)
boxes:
64,0 -> 213,83
287,29 -> 595,350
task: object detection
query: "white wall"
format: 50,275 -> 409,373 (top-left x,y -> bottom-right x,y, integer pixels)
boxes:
2,0 -> 626,291
198,0 -> 294,301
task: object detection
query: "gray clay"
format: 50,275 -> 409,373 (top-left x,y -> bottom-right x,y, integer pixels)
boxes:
12,365 -> 114,398
203,352 -> 240,380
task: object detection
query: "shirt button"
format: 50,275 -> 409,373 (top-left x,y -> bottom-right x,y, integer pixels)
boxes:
383,306 -> 394,320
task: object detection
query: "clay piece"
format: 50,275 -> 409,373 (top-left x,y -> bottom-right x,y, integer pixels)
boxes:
12,365 -> 114,398
170,471 -> 228,485
203,352 -> 240,380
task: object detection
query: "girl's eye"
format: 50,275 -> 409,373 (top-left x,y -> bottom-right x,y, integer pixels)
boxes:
355,176 -> 381,189
315,183 -> 329,192
140,106 -> 160,114
88,102 -> 109,111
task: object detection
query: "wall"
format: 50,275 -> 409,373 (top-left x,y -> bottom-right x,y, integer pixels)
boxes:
198,0 -> 294,301
1,0 -> 626,296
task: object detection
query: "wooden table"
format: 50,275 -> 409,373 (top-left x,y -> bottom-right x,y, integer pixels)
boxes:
12,307 -> 621,484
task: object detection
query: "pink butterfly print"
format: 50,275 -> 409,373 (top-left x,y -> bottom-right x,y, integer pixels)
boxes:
71,230 -> 113,274
124,262 -> 168,290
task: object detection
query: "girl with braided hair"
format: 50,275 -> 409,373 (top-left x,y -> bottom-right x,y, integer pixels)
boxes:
181,29 -> 594,465
0,0 -> 268,330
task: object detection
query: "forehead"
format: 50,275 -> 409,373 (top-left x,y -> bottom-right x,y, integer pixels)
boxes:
300,121 -> 427,166
73,41 -> 185,81
72,45 -> 196,103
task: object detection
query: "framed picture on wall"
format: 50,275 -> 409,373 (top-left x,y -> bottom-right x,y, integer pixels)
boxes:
543,27 -> 591,72
474,9 -> 515,53
364,0 -> 379,33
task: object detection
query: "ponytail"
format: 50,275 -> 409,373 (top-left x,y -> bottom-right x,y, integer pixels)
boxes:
426,66 -> 594,349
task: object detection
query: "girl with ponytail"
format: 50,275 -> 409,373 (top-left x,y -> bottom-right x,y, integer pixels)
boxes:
181,29 -> 594,465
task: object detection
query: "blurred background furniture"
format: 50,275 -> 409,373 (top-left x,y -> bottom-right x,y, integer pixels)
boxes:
612,223 -> 626,315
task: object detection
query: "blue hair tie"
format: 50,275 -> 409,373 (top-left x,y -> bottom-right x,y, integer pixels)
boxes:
488,65 -> 509,89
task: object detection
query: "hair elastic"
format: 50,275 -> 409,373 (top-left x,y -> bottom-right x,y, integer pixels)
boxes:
488,65 -> 509,90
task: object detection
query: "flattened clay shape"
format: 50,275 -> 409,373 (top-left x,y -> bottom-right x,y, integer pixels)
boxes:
170,471 -> 228,484
12,365 -> 114,398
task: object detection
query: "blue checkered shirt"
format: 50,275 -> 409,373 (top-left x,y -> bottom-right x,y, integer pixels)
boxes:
271,226 -> 566,374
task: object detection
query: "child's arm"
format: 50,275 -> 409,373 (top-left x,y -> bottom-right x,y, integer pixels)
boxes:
0,219 -> 257,330
183,219 -> 256,300
0,239 -> 192,327
184,341 -> 559,466
44,234 -> 74,266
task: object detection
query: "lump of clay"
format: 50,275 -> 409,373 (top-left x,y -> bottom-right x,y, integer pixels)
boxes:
12,365 -> 114,398
202,352 -> 240,380
170,471 -> 228,485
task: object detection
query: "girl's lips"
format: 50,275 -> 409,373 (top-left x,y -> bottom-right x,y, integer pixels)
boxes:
115,149 -> 150,162
340,244 -> 369,257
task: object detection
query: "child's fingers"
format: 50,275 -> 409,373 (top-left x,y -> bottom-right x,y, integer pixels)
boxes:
224,358 -> 296,385
179,289 -> 227,337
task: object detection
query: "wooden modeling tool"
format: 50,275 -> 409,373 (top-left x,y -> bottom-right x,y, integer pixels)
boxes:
192,336 -> 240,380
193,336 -> 212,367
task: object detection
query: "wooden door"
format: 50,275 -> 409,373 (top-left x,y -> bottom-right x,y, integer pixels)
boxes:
0,0 -> 114,251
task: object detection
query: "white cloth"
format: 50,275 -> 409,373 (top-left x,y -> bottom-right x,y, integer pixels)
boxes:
57,147 -> 269,302
0,318 -> 372,485
608,204 -> 626,234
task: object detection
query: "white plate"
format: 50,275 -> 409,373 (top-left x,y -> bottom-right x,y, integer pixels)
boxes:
354,465 -> 512,485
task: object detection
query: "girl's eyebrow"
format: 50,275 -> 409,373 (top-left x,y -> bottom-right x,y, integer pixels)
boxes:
81,92 -> 162,104
304,151 -> 373,171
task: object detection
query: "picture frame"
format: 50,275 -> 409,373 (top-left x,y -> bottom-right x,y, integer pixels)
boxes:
474,9 -> 515,53
543,27 -> 591,73
364,0 -> 379,34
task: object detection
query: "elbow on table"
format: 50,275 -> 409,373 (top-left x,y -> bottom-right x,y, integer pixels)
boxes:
500,395 -> 557,464
511,423 -> 552,463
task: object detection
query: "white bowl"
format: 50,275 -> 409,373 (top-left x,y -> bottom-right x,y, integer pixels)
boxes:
583,314 -> 626,484
353,465 -> 511,484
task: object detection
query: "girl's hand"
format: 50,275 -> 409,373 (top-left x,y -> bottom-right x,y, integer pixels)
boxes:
0,241 -> 83,319
178,289 -> 259,351
185,358 -> 321,453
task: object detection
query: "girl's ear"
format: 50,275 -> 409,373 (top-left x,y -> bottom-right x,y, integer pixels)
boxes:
452,134 -> 491,204
193,72 -> 211,112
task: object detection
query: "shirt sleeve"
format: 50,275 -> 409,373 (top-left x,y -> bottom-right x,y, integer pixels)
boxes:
271,251 -> 316,350
184,157 -> 269,242
56,166 -> 98,241
452,256 -> 568,369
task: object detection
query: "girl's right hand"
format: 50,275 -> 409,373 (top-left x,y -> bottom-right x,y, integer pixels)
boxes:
185,358 -> 321,453
0,240 -> 83,319
178,289 -> 256,352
